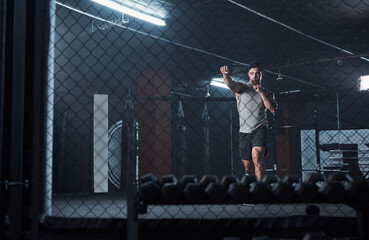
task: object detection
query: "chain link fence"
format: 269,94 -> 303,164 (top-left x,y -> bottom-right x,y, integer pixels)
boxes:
43,0 -> 369,238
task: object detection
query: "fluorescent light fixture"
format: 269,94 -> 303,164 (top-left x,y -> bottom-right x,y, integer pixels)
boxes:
210,77 -> 228,89
358,75 -> 369,91
92,0 -> 166,26
212,77 -> 224,82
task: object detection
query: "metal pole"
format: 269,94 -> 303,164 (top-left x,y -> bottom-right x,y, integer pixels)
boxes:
9,1 -> 27,239
123,92 -> 138,240
31,0 -> 49,238
176,101 -> 186,177
0,1 -> 6,236
202,103 -> 210,173
314,109 -> 321,172
230,108 -> 234,175
336,92 -> 340,130
44,0 -> 56,217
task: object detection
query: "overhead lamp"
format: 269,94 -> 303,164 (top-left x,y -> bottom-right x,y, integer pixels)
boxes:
210,77 -> 228,89
358,75 -> 369,91
91,0 -> 166,26
276,68 -> 283,81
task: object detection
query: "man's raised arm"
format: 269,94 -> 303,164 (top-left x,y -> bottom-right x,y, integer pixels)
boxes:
220,65 -> 244,93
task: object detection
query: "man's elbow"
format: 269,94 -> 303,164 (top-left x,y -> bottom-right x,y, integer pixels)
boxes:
230,88 -> 240,94
226,81 -> 242,93
270,105 -> 277,114
229,84 -> 243,93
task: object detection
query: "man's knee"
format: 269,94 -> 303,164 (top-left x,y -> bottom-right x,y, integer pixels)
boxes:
252,151 -> 261,160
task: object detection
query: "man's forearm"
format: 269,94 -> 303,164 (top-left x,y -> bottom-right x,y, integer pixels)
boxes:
260,92 -> 277,113
223,74 -> 242,93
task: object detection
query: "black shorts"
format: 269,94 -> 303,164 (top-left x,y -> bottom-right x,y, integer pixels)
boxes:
239,125 -> 268,160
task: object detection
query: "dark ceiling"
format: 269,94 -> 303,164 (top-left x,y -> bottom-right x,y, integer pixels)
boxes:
54,0 -> 369,95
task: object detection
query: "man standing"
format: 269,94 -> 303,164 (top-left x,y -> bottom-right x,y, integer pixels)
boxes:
220,62 -> 277,181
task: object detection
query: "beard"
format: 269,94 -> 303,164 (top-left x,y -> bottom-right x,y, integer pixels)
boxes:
250,79 -> 260,85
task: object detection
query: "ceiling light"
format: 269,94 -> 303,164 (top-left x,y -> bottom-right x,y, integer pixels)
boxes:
212,77 -> 224,82
91,0 -> 166,26
276,68 -> 283,81
358,75 -> 369,91
210,77 -> 228,89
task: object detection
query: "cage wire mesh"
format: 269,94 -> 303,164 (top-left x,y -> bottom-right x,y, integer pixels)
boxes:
47,0 -> 369,224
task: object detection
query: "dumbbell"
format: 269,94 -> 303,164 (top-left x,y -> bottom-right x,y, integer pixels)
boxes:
262,175 -> 280,186
221,175 -> 239,190
180,175 -> 206,203
198,175 -> 230,203
240,175 -> 258,185
184,183 -> 206,203
327,172 -> 353,182
205,182 -> 227,203
344,180 -> 369,204
227,182 -> 250,203
249,175 -> 278,203
227,175 -> 257,203
139,173 -> 161,204
283,175 -> 301,185
140,173 -> 159,185
183,175 -> 215,203
272,175 -> 301,202
199,175 -> 218,189
305,172 -> 325,185
205,175 -> 243,203
220,175 -> 239,202
160,174 -> 185,203
180,175 -> 198,189
200,175 -> 229,203
294,173 -> 325,202
205,175 -> 238,203
319,172 -> 352,203
160,174 -> 177,186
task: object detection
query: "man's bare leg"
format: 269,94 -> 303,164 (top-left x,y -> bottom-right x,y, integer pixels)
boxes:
252,146 -> 266,181
242,160 -> 255,175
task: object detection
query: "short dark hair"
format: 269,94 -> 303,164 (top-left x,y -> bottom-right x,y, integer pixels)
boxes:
248,61 -> 263,71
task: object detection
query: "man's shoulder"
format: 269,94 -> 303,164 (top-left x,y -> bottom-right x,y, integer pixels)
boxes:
239,83 -> 252,93
261,86 -> 274,95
